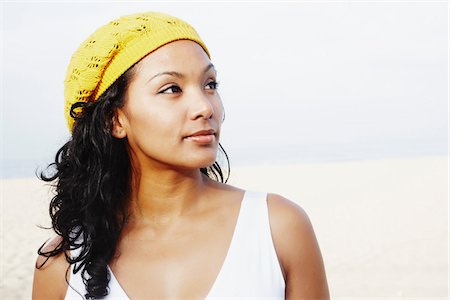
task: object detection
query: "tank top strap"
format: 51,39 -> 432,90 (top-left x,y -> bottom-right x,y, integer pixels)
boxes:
206,190 -> 285,299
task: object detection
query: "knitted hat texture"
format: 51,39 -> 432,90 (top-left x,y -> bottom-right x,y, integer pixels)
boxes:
64,11 -> 210,131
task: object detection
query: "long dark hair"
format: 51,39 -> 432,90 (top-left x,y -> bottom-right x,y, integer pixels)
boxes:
37,66 -> 229,299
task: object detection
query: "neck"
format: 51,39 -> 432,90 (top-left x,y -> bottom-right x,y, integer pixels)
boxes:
126,165 -> 210,227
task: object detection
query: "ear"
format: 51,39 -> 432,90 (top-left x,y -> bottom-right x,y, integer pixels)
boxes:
111,109 -> 127,139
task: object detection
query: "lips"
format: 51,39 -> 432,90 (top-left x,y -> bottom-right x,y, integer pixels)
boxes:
184,129 -> 216,144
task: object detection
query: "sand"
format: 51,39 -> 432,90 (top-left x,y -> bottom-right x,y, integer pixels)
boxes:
0,155 -> 448,299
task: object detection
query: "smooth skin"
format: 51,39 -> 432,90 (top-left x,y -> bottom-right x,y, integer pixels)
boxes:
33,40 -> 329,300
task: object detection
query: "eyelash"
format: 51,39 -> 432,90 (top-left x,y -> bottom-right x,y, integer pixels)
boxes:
158,81 -> 219,94
159,85 -> 182,94
206,81 -> 219,90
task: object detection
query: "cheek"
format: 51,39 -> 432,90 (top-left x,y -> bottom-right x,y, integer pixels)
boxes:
214,97 -> 225,121
124,104 -> 181,148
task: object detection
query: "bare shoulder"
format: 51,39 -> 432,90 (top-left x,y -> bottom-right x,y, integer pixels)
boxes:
266,193 -> 316,265
32,236 -> 70,300
35,235 -> 64,267
266,193 -> 312,232
267,194 -> 316,256
267,193 -> 330,299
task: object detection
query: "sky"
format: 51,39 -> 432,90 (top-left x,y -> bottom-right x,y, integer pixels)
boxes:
1,1 -> 448,177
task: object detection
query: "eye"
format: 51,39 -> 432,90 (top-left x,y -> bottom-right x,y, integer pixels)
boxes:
205,81 -> 219,90
158,85 -> 182,94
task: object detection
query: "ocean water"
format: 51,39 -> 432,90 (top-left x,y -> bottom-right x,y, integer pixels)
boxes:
1,138 -> 446,179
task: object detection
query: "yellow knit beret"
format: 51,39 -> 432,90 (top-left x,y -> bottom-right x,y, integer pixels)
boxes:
64,11 -> 210,131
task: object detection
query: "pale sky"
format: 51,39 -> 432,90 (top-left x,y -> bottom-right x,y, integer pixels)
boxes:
1,1 -> 448,177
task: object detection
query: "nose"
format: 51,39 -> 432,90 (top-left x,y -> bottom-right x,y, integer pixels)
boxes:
190,91 -> 214,120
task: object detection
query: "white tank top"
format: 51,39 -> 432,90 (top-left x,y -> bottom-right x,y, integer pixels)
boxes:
65,191 -> 286,299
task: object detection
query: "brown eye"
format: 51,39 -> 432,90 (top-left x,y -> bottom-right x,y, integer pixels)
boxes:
159,85 -> 182,94
205,81 -> 219,90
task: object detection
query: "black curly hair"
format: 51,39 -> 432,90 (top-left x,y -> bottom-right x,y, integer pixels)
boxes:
37,65 -> 229,299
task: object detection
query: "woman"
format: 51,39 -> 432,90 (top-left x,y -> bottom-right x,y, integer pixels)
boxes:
32,11 -> 329,300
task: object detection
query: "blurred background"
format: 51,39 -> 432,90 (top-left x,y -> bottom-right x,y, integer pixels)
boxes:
1,1 -> 448,299
1,1 -> 447,175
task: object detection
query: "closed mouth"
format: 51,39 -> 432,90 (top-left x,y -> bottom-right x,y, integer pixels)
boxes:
184,129 -> 216,143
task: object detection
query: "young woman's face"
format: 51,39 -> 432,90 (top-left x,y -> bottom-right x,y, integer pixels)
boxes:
115,40 -> 224,171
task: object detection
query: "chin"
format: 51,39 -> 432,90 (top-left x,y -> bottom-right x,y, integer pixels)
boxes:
184,152 -> 218,169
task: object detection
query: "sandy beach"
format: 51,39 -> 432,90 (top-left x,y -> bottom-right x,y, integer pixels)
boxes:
1,155 -> 448,299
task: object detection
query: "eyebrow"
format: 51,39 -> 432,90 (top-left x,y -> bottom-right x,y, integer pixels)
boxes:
147,63 -> 216,83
